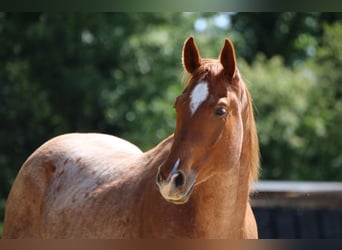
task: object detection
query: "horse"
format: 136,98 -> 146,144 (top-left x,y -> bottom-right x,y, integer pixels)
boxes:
2,36 -> 260,239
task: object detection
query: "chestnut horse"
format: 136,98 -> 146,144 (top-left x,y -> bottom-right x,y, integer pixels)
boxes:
3,36 -> 259,239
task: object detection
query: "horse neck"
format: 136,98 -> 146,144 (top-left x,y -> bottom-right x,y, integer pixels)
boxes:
143,135 -> 174,166
190,160 -> 252,238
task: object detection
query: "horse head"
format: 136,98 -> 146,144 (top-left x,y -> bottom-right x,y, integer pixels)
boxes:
156,36 -> 259,204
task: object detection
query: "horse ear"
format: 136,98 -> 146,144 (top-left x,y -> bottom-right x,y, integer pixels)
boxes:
219,38 -> 237,79
182,36 -> 201,74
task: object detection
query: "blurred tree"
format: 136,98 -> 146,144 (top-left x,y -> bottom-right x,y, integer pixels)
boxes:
297,21 -> 342,180
229,12 -> 342,66
239,21 -> 342,180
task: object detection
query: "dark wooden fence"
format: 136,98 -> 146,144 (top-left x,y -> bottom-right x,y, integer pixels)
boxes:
250,181 -> 342,238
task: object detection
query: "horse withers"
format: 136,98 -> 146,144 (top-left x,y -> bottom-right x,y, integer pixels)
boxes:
3,36 -> 259,239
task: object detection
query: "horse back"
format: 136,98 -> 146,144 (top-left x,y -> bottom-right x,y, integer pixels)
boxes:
2,133 -> 143,238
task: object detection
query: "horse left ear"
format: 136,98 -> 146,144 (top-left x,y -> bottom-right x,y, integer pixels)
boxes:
219,39 -> 237,79
182,36 -> 201,74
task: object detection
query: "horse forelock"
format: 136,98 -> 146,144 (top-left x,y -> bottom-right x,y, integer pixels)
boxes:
183,59 -> 220,84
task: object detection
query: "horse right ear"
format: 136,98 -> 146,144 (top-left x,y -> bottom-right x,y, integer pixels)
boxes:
182,36 -> 201,74
219,38 -> 237,80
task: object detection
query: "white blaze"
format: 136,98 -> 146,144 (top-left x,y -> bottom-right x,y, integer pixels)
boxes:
169,158 -> 180,179
190,81 -> 209,115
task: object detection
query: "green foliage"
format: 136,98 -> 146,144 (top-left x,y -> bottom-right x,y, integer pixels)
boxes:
300,21 -> 342,180
229,12 -> 342,65
239,21 -> 342,180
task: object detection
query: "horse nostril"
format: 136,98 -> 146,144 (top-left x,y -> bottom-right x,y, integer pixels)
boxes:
156,172 -> 164,184
174,171 -> 185,188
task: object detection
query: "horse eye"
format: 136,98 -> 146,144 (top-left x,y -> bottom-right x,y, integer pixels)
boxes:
214,107 -> 228,117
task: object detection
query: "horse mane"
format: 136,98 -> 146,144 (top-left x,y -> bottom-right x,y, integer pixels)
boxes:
241,78 -> 260,185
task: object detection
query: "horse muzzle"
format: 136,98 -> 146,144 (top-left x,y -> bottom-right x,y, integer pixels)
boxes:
156,167 -> 196,205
